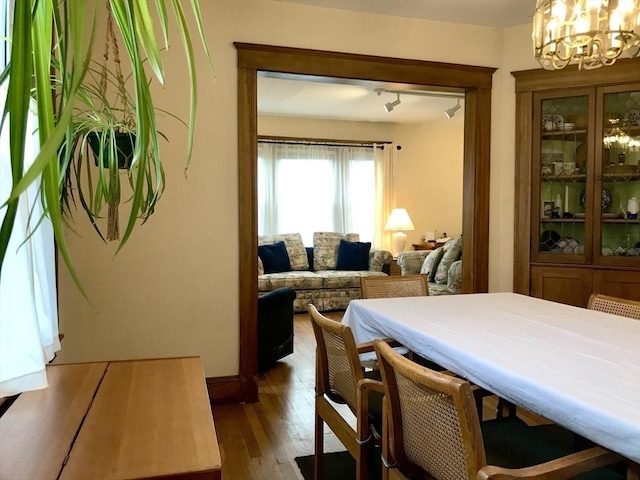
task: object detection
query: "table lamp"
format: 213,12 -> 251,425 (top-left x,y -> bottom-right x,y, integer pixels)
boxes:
384,208 -> 415,256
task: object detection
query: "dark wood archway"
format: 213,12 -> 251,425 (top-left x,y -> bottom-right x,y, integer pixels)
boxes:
232,43 -> 495,402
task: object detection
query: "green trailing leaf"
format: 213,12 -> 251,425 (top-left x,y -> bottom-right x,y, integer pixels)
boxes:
154,0 -> 169,50
0,0 -> 31,272
189,0 -> 214,70
170,0 -> 196,171
132,0 -> 164,84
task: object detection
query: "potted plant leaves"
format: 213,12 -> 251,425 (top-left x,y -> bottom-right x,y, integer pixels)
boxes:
1,0 -> 211,290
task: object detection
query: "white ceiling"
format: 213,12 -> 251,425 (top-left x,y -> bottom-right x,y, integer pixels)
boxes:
258,77 -> 465,123
273,0 -> 536,28
259,0 -> 536,124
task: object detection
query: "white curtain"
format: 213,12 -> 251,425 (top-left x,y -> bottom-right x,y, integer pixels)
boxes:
0,85 -> 60,397
258,142 -> 374,245
374,144 -> 396,250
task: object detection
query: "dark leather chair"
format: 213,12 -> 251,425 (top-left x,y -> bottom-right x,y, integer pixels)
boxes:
258,287 -> 297,372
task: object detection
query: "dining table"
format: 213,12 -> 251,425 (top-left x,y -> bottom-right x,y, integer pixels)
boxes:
342,292 -> 640,465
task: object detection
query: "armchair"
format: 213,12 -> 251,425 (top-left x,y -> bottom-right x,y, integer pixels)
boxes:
258,287 -> 297,372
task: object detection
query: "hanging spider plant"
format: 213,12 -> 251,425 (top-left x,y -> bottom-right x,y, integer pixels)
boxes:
0,0 -> 212,294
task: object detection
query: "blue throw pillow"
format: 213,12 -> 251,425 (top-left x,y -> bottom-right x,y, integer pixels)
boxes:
336,240 -> 371,271
258,241 -> 291,274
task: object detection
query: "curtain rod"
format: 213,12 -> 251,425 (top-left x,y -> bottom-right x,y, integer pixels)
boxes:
258,136 -> 401,150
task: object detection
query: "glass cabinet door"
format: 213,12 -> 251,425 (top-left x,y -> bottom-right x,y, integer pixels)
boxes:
597,86 -> 640,265
535,93 -> 590,262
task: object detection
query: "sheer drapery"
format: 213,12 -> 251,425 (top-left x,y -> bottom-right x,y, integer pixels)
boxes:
258,142 -> 375,245
0,85 -> 60,397
374,144 -> 396,251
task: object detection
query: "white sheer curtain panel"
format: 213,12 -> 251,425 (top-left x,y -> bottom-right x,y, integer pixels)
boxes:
339,146 -> 375,242
0,86 -> 60,397
257,142 -> 277,235
258,142 -> 374,245
374,144 -> 396,250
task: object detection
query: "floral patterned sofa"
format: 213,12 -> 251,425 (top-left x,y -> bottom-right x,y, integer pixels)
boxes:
396,236 -> 463,295
258,232 -> 393,312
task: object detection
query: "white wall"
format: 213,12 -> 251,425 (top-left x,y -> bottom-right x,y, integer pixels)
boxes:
393,118 -> 464,246
57,0 -> 535,377
259,115 -> 395,140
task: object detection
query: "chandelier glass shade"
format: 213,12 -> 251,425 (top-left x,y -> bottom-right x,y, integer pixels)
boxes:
533,0 -> 640,70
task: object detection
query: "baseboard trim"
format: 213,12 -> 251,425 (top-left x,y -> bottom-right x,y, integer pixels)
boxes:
206,374 -> 258,405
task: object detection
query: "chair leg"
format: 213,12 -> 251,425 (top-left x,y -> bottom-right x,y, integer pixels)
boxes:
314,407 -> 324,480
382,397 -> 390,480
356,442 -> 368,480
496,398 -> 517,418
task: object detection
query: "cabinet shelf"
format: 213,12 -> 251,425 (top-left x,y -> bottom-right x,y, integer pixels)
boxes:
541,174 -> 587,182
541,129 -> 587,138
601,172 -> 640,180
602,218 -> 640,224
541,218 -> 585,223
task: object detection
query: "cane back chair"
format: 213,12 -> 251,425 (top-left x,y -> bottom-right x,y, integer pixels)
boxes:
309,304 -> 389,480
360,274 -> 429,299
373,339 -> 624,480
588,293 -> 640,319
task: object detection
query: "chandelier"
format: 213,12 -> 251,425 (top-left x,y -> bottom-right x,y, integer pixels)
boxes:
533,0 -> 640,70
603,117 -> 630,147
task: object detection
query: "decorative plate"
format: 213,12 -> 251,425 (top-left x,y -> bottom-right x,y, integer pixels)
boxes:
542,114 -> 564,131
623,108 -> 640,127
580,187 -> 612,211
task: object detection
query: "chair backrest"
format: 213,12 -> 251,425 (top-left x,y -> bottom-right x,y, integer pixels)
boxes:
374,340 -> 486,480
587,293 -> 640,319
360,274 -> 429,299
308,304 -> 365,413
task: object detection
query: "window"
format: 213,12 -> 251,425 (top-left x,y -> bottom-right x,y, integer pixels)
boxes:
258,141 -> 375,245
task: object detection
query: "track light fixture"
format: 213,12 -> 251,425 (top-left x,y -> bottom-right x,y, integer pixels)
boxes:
384,94 -> 401,113
445,99 -> 462,119
374,88 -> 464,115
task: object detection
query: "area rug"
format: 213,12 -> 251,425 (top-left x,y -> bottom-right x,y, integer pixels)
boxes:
295,449 -> 381,480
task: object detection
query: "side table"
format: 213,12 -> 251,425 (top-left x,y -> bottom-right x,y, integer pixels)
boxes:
383,258 -> 402,276
412,242 -> 446,251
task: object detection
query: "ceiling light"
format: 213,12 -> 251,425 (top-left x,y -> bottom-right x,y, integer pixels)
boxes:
532,0 -> 640,70
445,99 -> 461,119
385,94 -> 401,113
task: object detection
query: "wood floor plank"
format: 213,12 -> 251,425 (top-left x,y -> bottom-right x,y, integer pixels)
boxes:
213,313 -> 323,480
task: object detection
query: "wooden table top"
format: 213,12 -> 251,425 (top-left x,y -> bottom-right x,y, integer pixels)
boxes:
0,357 -> 221,480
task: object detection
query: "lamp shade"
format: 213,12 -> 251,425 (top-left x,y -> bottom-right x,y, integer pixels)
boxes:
384,208 -> 415,231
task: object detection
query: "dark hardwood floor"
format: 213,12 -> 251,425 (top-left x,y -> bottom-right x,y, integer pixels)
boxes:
212,312 -> 546,480
212,312 -> 346,480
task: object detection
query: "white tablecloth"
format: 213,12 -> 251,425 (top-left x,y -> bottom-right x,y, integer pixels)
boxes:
342,292 -> 640,462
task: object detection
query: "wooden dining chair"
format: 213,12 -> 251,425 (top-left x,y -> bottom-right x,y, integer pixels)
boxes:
588,293 -> 640,319
373,339 -> 624,480
360,274 -> 504,420
308,304 -> 390,480
360,274 -> 428,299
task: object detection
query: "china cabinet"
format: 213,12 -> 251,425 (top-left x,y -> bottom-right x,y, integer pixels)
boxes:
513,60 -> 640,307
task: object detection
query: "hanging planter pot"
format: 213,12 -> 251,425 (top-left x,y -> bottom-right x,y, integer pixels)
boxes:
87,131 -> 136,170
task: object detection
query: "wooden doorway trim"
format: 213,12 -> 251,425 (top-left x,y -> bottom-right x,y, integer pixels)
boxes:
236,43 -> 495,402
